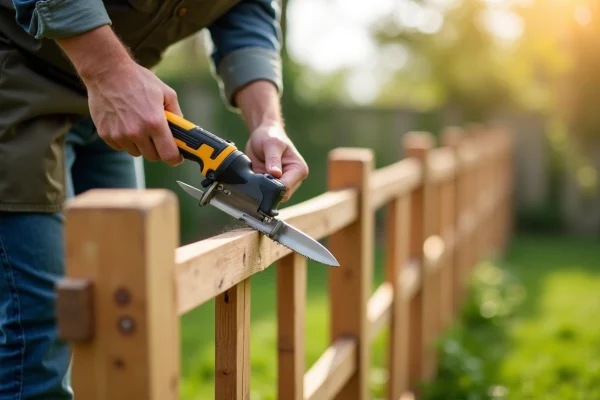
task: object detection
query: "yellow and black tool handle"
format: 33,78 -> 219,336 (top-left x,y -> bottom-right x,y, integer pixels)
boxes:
165,110 -> 238,178
165,111 -> 287,217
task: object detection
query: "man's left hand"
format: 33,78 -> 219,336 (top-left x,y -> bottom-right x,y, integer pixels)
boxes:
244,122 -> 308,202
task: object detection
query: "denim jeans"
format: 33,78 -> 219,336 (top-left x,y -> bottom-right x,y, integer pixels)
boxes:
0,117 -> 142,399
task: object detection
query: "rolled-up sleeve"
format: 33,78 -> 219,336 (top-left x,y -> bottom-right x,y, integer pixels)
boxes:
12,0 -> 111,40
206,0 -> 283,109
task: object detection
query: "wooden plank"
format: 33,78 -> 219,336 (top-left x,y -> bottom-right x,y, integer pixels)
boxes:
303,338 -> 357,400
367,282 -> 393,342
63,188 -> 179,400
277,253 -> 307,400
402,132 -> 434,389
439,180 -> 456,329
327,148 -> 374,400
386,195 -> 411,400
370,158 -> 422,209
442,128 -> 465,312
215,279 -> 251,399
401,260 -> 422,301
175,188 -> 357,314
428,147 -> 457,183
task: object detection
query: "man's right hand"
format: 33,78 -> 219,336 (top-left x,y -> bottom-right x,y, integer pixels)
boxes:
56,25 -> 184,166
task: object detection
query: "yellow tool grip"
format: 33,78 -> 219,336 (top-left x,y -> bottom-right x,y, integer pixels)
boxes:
165,110 -> 237,176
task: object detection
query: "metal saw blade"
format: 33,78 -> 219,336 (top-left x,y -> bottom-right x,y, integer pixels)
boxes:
176,181 -> 340,267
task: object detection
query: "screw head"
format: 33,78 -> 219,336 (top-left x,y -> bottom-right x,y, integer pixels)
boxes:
117,316 -> 135,335
114,288 -> 131,306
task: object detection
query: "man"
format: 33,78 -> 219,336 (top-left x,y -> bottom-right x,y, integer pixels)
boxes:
0,0 -> 308,398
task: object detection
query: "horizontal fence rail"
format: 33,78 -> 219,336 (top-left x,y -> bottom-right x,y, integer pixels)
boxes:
55,125 -> 514,400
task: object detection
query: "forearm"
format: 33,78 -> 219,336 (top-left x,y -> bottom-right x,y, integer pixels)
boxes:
234,80 -> 283,133
55,25 -> 134,83
207,0 -> 283,110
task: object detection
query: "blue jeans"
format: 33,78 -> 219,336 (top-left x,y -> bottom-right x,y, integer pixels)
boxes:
0,118 -> 142,399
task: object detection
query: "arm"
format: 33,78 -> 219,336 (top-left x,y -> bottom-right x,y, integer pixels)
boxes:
207,1 -> 308,201
10,0 -> 184,166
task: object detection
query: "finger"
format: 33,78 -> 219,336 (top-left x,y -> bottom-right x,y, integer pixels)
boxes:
264,139 -> 286,178
117,139 -> 142,157
163,85 -> 183,117
279,163 -> 308,192
282,181 -> 301,202
102,137 -> 123,151
151,118 -> 184,166
135,136 -> 161,162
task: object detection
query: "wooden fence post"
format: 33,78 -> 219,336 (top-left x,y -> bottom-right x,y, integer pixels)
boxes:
215,278 -> 251,399
277,253 -> 307,400
442,127 -> 465,312
58,189 -> 180,400
489,129 -> 502,256
402,132 -> 435,387
465,125 -> 483,265
328,148 -> 374,400
504,127 -> 515,252
385,185 -> 411,400
462,132 -> 477,273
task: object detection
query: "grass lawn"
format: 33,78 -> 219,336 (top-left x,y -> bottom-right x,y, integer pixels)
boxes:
180,246 -> 390,400
422,234 -> 600,399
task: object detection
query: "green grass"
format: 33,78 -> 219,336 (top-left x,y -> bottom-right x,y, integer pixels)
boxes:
180,246 -> 390,400
422,234 -> 600,400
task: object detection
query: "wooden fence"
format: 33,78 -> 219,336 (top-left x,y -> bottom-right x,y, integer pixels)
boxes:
55,126 -> 514,400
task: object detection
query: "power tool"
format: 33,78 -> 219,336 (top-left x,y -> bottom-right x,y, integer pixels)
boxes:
166,111 -> 339,267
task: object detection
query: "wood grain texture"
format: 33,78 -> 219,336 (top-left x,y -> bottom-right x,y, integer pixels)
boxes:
64,188 -> 179,400
385,195 -> 411,399
277,253 -> 306,400
442,128 -> 465,313
327,148 -> 374,400
402,132 -> 434,389
215,279 -> 251,400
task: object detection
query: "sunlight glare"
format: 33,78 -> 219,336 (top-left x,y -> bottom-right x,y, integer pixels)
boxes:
333,0 -> 396,25
480,9 -> 524,41
395,1 -> 444,35
379,44 -> 409,72
346,68 -> 381,105
287,0 -> 376,73
574,5 -> 592,25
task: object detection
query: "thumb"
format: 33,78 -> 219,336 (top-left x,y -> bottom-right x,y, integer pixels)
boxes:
264,140 -> 285,178
163,85 -> 183,117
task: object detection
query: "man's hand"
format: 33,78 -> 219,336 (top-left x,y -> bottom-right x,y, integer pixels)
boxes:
234,81 -> 308,201
244,122 -> 308,202
56,25 -> 184,166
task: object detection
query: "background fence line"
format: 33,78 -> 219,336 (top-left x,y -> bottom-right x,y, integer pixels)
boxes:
55,124 -> 514,400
